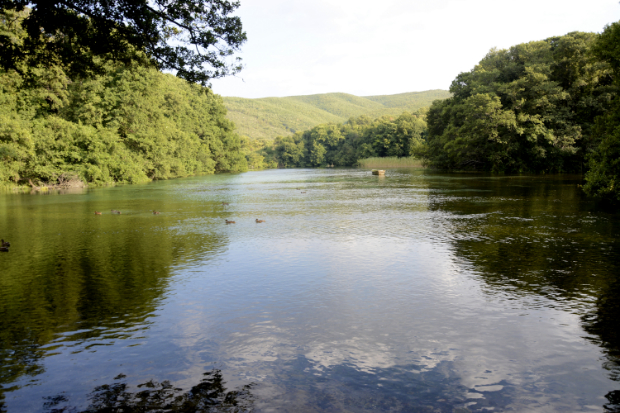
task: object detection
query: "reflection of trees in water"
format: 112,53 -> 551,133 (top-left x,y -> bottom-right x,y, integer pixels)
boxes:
583,278 -> 620,412
0,196 -> 229,408
606,390 -> 620,413
259,357 -> 512,412
41,370 -> 253,413
426,176 -> 620,411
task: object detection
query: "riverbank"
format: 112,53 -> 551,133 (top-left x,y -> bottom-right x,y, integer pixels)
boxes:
357,156 -> 424,168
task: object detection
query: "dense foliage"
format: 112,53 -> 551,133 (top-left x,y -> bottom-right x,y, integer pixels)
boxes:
0,1 -> 245,85
224,90 -> 450,140
0,11 -> 247,187
0,64 -> 247,186
582,21 -> 620,203
263,111 -> 427,168
424,31 -> 615,173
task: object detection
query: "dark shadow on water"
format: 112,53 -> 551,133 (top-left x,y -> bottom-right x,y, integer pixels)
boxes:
424,174 -> 620,411
583,277 -> 620,413
35,360 -> 512,413
0,188 -> 230,409
606,390 -> 620,412
41,370 -> 253,413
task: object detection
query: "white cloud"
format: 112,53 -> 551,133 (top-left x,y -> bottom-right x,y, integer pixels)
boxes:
210,0 -> 620,98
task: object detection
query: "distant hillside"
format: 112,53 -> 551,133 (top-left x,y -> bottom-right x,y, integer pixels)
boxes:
222,90 -> 451,140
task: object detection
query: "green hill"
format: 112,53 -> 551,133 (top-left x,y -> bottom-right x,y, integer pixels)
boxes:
222,90 -> 451,140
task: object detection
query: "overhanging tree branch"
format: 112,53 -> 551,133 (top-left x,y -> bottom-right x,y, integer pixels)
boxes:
0,0 -> 246,86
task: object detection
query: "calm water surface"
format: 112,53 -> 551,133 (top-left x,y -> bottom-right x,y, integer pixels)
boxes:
1,169 -> 619,412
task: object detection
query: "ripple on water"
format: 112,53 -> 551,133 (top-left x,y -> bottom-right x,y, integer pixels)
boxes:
0,169 -> 619,412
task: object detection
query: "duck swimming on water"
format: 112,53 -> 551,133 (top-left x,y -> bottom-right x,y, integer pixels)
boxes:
94,211 -> 102,215
111,210 -> 121,214
225,219 -> 235,224
256,219 -> 265,223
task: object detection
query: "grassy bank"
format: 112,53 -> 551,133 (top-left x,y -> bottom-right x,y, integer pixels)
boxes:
357,157 -> 424,168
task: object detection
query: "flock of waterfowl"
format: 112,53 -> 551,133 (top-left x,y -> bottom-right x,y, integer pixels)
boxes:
93,201 -> 269,225
94,209 -> 160,215
3,190 -> 307,254
221,188 -> 308,223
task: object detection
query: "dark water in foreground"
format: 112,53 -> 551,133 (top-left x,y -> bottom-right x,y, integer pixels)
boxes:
1,169 -> 619,412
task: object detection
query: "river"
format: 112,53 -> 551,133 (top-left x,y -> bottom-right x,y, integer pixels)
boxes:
0,168 -> 619,412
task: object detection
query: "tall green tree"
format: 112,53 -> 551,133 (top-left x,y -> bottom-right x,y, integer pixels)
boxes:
582,21 -> 620,203
0,0 -> 246,85
269,111 -> 428,168
0,10 -> 247,187
425,32 -> 613,173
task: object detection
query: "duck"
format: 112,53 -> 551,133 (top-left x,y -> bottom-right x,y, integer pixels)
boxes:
225,219 -> 235,224
1,239 -> 10,247
301,191 -> 306,194
94,211 -> 102,215
222,202 -> 230,206
111,209 -> 121,214
0,246 -> 8,252
256,219 -> 265,223
153,210 -> 160,215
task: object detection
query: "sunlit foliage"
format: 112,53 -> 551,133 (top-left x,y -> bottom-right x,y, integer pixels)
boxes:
267,112 -> 427,168
424,31 -> 615,173
223,90 -> 450,140
0,10 -> 247,187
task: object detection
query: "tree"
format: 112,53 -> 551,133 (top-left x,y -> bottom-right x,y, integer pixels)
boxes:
583,21 -> 620,203
424,32 -> 613,173
269,111 -> 429,168
0,0 -> 246,85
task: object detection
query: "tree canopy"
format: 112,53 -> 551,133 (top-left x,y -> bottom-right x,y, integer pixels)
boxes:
0,0 -> 246,85
582,21 -> 620,203
260,112 -> 427,168
424,32 -> 615,173
0,11 -> 247,188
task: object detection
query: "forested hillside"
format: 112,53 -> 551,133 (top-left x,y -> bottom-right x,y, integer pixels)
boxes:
0,10 -> 247,189
424,32 -> 613,173
423,27 -> 620,202
223,90 -> 450,139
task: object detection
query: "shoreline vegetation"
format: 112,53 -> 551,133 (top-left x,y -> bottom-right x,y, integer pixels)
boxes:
1,7 -> 619,203
244,22 -> 620,204
357,157 -> 424,168
0,9 -> 247,192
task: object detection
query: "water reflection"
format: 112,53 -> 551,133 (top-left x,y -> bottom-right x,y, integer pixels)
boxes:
1,170 -> 620,412
424,173 -> 620,410
584,277 -> 620,412
254,356 -> 512,412
0,182 -> 231,410
42,370 -> 253,413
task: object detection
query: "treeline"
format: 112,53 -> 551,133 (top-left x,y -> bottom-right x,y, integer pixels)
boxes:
424,26 -> 620,202
0,10 -> 247,188
268,23 -> 620,203
256,111 -> 427,168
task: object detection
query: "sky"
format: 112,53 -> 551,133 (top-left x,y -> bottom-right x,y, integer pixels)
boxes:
209,0 -> 620,99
